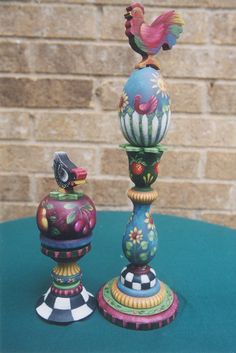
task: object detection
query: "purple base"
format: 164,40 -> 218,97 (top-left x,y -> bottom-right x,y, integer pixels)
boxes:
97,285 -> 178,330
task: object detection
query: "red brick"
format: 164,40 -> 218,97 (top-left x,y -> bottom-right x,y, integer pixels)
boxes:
0,144 -> 97,176
208,82 -> 236,114
168,82 -> 205,113
33,112 -> 123,145
157,181 -> 234,210
160,47 -> 236,80
96,80 -> 125,111
212,12 -> 236,45
0,203 -> 36,222
32,43 -> 135,76
100,148 -> 127,176
207,0 -> 236,8
0,175 -> 31,202
0,78 -> 93,108
87,178 -> 130,206
11,0 -> 236,7
0,4 -> 97,39
13,41 -> 235,80
0,42 -> 30,73
160,150 -> 201,178
35,176 -> 56,202
0,112 -> 30,140
205,152 -> 236,180
94,0 -> 209,6
165,117 -> 236,148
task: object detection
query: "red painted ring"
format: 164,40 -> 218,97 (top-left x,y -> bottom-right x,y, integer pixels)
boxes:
97,285 -> 178,330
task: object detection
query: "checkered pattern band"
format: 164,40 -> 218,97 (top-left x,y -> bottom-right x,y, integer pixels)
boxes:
120,266 -> 156,291
36,286 -> 96,323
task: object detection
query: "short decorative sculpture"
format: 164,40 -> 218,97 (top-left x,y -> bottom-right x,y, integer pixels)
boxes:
36,152 -> 96,324
97,3 -> 184,330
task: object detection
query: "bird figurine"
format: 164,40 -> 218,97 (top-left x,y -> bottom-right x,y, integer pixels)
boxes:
124,2 -> 184,69
53,151 -> 87,190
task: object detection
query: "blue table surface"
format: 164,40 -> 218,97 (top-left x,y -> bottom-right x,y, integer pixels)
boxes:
0,211 -> 236,353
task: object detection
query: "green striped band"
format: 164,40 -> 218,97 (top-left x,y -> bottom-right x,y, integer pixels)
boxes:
53,281 -> 81,290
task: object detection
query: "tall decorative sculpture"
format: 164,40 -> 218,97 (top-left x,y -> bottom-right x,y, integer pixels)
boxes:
97,3 -> 184,330
36,152 -> 96,324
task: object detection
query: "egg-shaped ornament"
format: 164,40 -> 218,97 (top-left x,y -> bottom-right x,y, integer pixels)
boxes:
119,67 -> 171,147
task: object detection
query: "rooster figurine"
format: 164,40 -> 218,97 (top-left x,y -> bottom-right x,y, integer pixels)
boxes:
124,2 -> 184,69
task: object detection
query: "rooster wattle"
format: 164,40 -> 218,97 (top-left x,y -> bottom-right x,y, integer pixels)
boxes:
124,2 -> 184,69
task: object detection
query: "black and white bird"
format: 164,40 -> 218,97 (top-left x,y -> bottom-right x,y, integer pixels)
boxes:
53,152 -> 87,189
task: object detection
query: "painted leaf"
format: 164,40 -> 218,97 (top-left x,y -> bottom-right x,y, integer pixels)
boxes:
148,230 -> 155,241
66,210 -> 77,224
46,203 -> 54,209
139,252 -> 148,261
126,241 -> 133,250
64,203 -> 77,209
151,246 -> 157,256
51,227 -> 60,236
82,204 -> 94,212
127,107 -> 133,116
126,250 -> 131,257
141,241 -> 148,250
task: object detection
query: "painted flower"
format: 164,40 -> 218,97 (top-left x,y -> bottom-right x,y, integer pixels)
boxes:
144,212 -> 155,230
119,91 -> 129,112
150,246 -> 157,256
129,227 -> 143,244
151,73 -> 169,98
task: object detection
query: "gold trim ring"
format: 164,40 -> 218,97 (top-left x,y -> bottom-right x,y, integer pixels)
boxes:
127,188 -> 158,204
111,279 -> 166,309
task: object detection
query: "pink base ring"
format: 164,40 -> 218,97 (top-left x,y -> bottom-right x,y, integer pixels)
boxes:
97,285 -> 178,330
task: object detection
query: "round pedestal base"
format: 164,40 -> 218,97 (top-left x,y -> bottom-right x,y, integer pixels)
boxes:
97,278 -> 178,330
36,286 -> 96,324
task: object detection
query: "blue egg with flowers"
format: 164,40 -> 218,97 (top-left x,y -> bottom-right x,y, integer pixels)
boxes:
118,67 -> 171,147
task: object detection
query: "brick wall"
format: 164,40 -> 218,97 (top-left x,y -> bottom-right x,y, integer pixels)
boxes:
0,0 -> 236,229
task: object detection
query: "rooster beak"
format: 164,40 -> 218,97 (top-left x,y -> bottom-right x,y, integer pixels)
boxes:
124,11 -> 132,20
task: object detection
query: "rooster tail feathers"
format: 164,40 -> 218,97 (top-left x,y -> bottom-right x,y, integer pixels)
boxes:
170,24 -> 183,37
161,12 -> 184,50
172,13 -> 185,26
165,34 -> 177,49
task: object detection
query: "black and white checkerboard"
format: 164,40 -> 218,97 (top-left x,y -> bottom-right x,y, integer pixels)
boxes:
36,286 -> 96,323
120,266 -> 156,290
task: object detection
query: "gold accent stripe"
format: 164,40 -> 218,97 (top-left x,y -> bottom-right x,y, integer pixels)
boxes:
127,189 -> 158,204
52,262 -> 80,276
111,279 -> 166,309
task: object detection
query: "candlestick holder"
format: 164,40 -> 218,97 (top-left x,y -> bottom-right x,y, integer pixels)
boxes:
97,3 -> 184,330
36,152 -> 96,324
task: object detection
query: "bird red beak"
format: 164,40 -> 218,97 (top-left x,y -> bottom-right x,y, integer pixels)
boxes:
71,167 -> 87,186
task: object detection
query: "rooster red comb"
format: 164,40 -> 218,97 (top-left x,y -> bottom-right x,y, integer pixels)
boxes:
126,2 -> 145,14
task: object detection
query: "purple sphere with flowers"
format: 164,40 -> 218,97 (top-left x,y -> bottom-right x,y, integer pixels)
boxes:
37,194 -> 96,240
